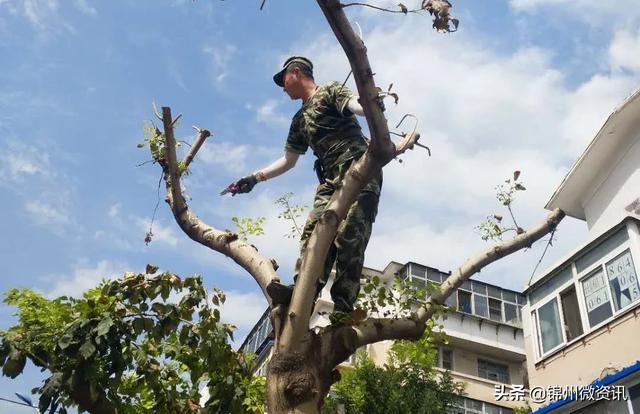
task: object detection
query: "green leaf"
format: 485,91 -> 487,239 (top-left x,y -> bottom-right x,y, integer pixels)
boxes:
2,347 -> 26,378
97,316 -> 113,337
79,340 -> 96,359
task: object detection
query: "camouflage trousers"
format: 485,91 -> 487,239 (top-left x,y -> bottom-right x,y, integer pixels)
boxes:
294,174 -> 381,313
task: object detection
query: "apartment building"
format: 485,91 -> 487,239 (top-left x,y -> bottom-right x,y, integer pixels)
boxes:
240,260 -> 529,413
522,88 -> 640,413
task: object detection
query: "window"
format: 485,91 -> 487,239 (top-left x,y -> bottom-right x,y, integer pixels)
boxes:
606,250 -> 640,311
489,298 -> 502,322
560,286 -> 583,341
449,398 -> 514,414
474,294 -> 488,317
445,292 -> 457,309
504,303 -> 519,325
538,298 -> 563,354
581,269 -> 613,327
411,263 -> 427,278
459,290 -> 472,314
438,347 -> 453,370
472,282 -> 487,294
478,359 -> 510,384
530,266 -> 573,305
575,227 -> 628,274
427,268 -> 443,282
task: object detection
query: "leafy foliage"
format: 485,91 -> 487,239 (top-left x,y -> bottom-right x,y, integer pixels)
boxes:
0,269 -> 265,413
323,328 -> 463,414
275,192 -> 307,239
230,216 -> 266,241
356,274 -> 445,319
477,171 -> 527,242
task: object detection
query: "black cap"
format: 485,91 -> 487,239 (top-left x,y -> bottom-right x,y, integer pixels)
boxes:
273,56 -> 313,87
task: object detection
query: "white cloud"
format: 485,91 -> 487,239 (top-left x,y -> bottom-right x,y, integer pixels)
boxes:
202,44 -> 238,85
220,290 -> 268,332
25,200 -> 69,225
0,143 -> 51,185
508,0 -> 640,28
108,203 -> 121,218
256,99 -> 290,127
283,15 -> 637,289
609,29 -> 640,72
46,259 -> 130,298
73,0 -> 96,16
197,141 -> 251,174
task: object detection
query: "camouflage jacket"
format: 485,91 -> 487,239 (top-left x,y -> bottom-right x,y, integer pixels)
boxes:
284,81 -> 380,193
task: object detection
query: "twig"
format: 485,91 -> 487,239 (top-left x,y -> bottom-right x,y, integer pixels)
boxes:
146,171 -> 164,245
341,2 -> 423,13
151,102 -> 162,121
528,227 -> 557,285
136,160 -> 155,167
507,205 -> 522,233
182,127 -> 212,170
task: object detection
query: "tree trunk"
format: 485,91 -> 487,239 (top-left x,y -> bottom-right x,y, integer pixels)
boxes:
266,335 -> 335,414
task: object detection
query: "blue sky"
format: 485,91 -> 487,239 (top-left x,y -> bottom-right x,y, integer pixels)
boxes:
1,0 -> 640,410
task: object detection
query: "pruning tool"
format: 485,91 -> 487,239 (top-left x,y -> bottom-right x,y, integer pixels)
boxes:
220,182 -> 238,196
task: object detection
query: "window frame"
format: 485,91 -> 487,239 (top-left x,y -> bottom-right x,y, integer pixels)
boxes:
477,358 -> 511,384
529,222 -> 640,362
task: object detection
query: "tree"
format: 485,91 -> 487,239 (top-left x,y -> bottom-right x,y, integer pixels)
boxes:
148,1 -> 565,413
1,1 -> 566,413
0,271 -> 266,413
323,323 -> 464,414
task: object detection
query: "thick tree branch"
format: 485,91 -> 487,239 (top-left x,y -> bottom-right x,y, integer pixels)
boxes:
317,0 -> 395,160
182,127 -> 211,170
160,107 -> 280,305
324,208 -> 565,367
279,0 -> 415,352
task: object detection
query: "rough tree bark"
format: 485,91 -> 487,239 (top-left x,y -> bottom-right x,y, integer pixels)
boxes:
156,1 -> 566,413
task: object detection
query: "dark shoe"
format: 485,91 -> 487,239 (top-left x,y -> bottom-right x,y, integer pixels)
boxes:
267,281 -> 294,306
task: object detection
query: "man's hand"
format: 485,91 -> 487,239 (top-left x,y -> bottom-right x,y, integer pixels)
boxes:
233,174 -> 258,195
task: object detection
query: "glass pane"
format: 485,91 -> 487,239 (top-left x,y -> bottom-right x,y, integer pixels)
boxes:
530,265 -> 573,305
472,281 -> 487,294
478,359 -> 510,383
489,298 -> 502,322
488,286 -> 502,299
517,294 -> 527,305
582,269 -> 613,327
458,291 -> 472,314
504,303 -> 518,325
605,250 -> 640,311
427,268 -> 443,282
538,298 -> 563,353
502,291 -> 516,303
442,349 -> 453,370
411,263 -> 426,277
576,227 -> 629,274
445,291 -> 457,309
461,280 -> 472,291
485,405 -> 501,414
466,399 -> 483,410
560,286 -> 583,341
474,294 -> 488,317
411,276 -> 426,289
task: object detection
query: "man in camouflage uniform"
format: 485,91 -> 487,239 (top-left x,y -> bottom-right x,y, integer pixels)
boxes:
229,56 -> 381,317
